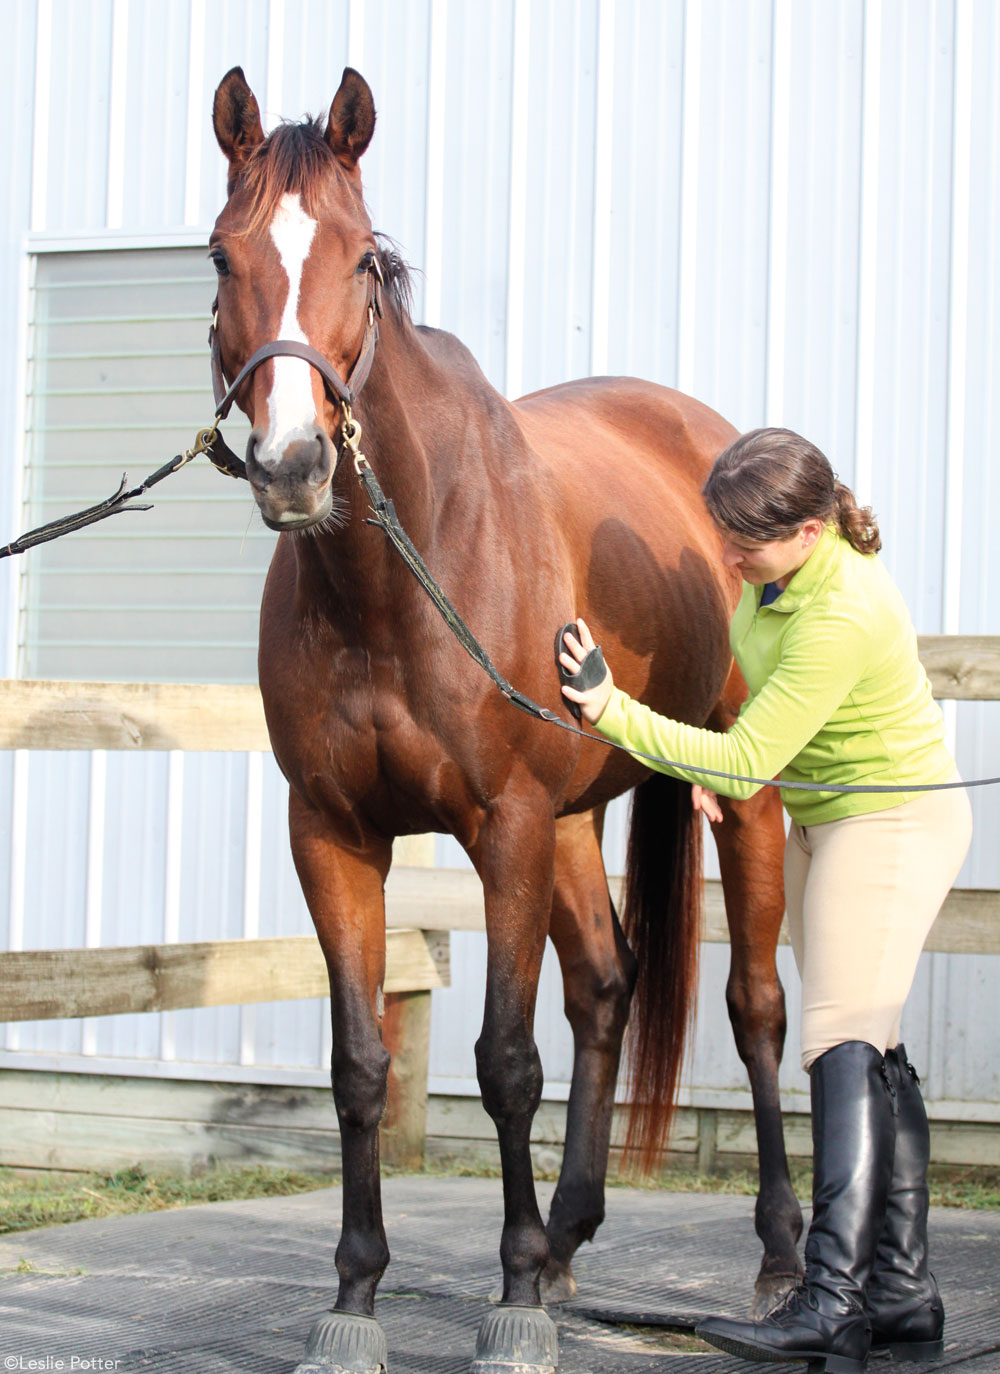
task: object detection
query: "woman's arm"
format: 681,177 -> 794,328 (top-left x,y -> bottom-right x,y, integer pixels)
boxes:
560,611 -> 873,799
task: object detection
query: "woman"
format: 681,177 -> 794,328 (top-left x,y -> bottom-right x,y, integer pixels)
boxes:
559,427 -> 971,1374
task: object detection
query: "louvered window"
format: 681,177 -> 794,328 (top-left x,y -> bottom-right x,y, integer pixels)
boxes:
19,247 -> 272,682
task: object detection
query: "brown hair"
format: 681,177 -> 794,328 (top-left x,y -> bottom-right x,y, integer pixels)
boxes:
234,119 -> 344,237
702,427 -> 881,556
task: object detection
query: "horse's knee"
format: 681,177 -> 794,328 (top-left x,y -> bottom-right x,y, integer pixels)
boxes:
475,1029 -> 543,1124
331,1040 -> 391,1133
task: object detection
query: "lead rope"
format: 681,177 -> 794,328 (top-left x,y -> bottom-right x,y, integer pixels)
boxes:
338,405 -> 1000,797
0,425 -> 237,560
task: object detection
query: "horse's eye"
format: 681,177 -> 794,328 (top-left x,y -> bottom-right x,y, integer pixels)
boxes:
209,249 -> 230,277
356,252 -> 375,276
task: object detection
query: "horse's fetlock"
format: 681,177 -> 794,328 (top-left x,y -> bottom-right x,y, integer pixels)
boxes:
547,1182 -> 604,1256
335,1230 -> 390,1289
550,1179 -> 604,1230
500,1220 -> 550,1279
755,1183 -> 803,1243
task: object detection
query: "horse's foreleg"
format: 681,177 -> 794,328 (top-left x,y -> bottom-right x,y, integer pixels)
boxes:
289,793 -> 393,1373
714,784 -> 805,1316
469,794 -> 560,1371
542,810 -> 636,1304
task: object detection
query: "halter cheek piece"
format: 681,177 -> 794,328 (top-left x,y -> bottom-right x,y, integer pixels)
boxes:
204,254 -> 385,481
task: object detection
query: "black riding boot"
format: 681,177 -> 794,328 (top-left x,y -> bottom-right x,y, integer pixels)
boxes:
696,1041 -> 895,1373
866,1044 -> 944,1361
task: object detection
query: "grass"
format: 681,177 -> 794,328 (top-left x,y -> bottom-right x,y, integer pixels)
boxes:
1,1158 -> 998,1240
0,1163 -> 340,1237
606,1159 -> 1000,1210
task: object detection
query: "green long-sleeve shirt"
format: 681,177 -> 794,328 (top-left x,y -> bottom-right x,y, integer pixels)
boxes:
594,524 -> 955,825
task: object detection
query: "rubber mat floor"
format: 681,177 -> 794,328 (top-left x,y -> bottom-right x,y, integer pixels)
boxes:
1,1178 -> 998,1372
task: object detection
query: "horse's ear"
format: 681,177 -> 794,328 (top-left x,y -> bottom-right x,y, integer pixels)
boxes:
213,67 -> 265,177
325,68 -> 376,175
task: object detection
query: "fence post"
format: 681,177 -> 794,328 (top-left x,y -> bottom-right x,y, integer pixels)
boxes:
381,834 -> 437,1168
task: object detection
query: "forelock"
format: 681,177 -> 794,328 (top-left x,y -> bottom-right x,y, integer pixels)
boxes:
234,119 -> 348,236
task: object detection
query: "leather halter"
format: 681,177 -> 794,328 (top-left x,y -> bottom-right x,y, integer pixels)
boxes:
207,255 -> 384,426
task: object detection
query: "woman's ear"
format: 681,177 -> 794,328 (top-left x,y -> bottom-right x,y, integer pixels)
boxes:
801,517 -> 825,548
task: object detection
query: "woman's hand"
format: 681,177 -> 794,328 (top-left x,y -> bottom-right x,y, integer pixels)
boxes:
559,618 -> 615,724
691,785 -> 723,823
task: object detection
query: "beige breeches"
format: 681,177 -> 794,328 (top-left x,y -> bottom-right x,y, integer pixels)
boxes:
783,779 -> 972,1072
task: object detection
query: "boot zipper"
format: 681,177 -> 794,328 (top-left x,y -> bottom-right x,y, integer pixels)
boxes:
882,1061 -> 899,1114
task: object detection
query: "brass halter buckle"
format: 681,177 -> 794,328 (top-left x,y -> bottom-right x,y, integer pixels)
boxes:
339,401 -> 369,475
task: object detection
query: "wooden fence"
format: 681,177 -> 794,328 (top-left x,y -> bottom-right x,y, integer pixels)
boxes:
1,634 -> 998,1171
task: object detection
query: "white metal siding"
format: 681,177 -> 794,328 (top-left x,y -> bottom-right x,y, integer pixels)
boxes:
0,0 -> 997,1119
604,1 -> 687,387
0,0 -> 38,675
768,1 -> 864,459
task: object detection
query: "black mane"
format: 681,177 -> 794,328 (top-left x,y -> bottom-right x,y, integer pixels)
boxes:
374,236 -> 415,319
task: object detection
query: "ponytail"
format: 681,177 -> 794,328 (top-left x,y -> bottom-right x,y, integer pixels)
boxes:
833,482 -> 881,555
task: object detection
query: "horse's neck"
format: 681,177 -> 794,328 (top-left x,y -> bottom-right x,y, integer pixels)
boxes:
295,314 -> 511,606
353,323 -> 442,537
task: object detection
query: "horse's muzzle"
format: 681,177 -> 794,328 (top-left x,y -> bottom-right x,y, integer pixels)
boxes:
246,427 -> 336,530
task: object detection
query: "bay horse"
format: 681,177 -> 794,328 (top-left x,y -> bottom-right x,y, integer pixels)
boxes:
211,66 -> 800,1374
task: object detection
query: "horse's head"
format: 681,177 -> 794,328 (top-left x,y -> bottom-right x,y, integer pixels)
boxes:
211,66 -> 379,530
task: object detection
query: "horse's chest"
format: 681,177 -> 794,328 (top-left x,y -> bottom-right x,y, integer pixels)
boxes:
269,655 -> 479,830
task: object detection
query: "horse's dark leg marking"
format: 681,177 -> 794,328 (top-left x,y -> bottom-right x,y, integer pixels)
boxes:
289,792 -> 393,1318
713,782 -> 805,1312
543,809 -> 636,1303
471,786 -> 557,1309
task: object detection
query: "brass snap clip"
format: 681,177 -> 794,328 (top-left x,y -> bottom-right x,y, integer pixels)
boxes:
339,402 -> 369,475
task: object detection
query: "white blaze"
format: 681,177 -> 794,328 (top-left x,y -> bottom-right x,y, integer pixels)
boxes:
259,192 -> 319,466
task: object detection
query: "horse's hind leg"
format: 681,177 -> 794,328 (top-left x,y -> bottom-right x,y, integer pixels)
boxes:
542,809 -> 636,1303
288,793 -> 393,1373
713,780 -> 805,1316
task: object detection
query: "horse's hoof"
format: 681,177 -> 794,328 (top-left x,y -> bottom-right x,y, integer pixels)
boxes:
470,1303 -> 558,1372
294,1311 -> 388,1373
751,1272 -> 799,1320
540,1259 -> 577,1306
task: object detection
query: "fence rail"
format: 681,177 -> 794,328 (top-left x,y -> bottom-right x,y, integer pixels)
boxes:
1,635 -> 999,755
0,929 -> 449,1023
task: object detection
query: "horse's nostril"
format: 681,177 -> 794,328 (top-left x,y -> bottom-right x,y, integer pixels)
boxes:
245,432 -> 273,490
306,430 -> 333,487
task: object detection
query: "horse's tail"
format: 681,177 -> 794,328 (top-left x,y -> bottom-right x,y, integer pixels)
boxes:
621,771 -> 703,1172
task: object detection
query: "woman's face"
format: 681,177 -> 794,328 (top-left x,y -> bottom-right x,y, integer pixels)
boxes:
714,518 -> 825,589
